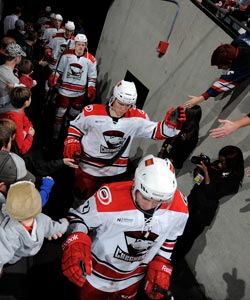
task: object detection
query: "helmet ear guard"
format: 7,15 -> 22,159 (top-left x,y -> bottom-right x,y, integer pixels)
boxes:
133,155 -> 177,203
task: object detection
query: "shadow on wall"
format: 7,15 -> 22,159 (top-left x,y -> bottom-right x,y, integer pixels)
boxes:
223,267 -> 245,300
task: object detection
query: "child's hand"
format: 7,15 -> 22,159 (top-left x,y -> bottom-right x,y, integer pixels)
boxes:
47,232 -> 63,240
28,127 -> 35,136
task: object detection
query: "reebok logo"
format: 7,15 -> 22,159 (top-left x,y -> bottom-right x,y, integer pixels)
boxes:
62,234 -> 79,250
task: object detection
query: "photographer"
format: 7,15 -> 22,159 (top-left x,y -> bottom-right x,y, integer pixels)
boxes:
171,145 -> 244,263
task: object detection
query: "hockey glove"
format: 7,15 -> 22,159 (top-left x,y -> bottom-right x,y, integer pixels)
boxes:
63,137 -> 81,159
164,106 -> 186,130
48,72 -> 59,88
61,232 -> 92,287
144,256 -> 173,299
87,86 -> 96,103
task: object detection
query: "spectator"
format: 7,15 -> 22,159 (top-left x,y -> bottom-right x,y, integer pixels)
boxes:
158,105 -> 202,169
63,79 -> 186,204
0,123 -> 12,151
0,43 -> 26,111
183,41 -> 250,109
209,113 -> 250,137
49,33 -> 97,141
18,59 -> 37,90
0,181 -> 69,275
226,0 -> 250,24
0,150 -> 36,214
61,154 -> 188,300
0,36 -> 16,65
7,19 -> 26,48
3,6 -> 22,36
171,145 -> 244,263
0,86 -> 35,156
0,118 -> 78,177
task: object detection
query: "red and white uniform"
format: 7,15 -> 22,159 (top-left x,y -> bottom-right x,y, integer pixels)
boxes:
42,25 -> 65,46
56,49 -> 97,98
68,104 -> 180,177
45,32 -> 75,71
67,181 -> 188,292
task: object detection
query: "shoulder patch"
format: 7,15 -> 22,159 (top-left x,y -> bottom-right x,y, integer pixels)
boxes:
97,186 -> 112,205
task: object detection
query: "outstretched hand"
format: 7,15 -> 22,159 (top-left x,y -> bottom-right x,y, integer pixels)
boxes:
183,95 -> 204,109
209,119 -> 237,138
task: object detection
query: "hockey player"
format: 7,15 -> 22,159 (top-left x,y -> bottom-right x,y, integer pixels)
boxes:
44,20 -> 75,71
61,154 -> 188,300
48,33 -> 97,141
63,79 -> 186,202
41,14 -> 64,46
44,20 -> 75,94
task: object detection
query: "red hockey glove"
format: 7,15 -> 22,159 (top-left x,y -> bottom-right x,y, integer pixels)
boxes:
144,256 -> 173,299
61,232 -> 92,287
87,86 -> 96,103
63,137 -> 81,159
48,72 -> 59,88
164,106 -> 186,130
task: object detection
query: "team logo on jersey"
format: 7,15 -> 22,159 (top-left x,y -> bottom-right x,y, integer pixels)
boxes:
97,186 -> 112,205
67,63 -> 83,79
101,130 -> 125,153
60,43 -> 67,53
84,105 -> 93,112
114,231 -> 158,262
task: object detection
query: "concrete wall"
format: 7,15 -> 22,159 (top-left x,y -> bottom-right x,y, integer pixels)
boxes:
95,0 -> 250,299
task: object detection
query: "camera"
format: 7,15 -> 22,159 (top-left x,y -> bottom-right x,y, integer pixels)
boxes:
191,153 -> 210,166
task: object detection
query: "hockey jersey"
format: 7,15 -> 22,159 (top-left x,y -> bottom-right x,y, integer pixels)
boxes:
42,25 -> 65,46
45,32 -> 75,71
67,104 -> 180,176
56,49 -> 97,97
67,180 -> 188,292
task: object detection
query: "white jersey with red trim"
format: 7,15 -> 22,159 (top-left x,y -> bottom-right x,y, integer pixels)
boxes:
42,25 -> 65,45
45,32 -> 75,71
57,49 -> 97,97
67,104 -> 180,176
67,181 -> 188,292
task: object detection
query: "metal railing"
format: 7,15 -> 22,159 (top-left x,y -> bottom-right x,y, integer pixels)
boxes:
191,0 -> 250,38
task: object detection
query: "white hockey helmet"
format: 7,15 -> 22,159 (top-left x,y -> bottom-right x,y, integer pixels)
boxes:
50,13 -> 56,19
55,14 -> 63,21
133,155 -> 177,203
45,6 -> 52,12
113,80 -> 137,105
75,33 -> 88,43
65,21 -> 75,31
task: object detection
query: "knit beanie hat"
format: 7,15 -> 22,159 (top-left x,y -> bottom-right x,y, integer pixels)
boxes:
6,181 -> 42,221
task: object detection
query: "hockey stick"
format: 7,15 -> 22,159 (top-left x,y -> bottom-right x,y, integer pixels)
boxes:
75,136 -> 131,167
149,285 -> 174,300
